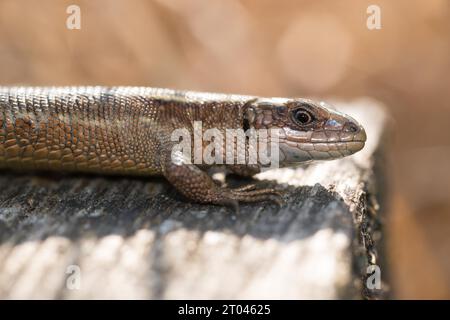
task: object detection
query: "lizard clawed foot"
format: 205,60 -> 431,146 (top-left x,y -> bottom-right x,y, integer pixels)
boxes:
162,159 -> 284,214
215,184 -> 284,214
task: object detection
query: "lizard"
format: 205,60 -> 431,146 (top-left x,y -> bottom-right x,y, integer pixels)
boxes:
0,87 -> 366,209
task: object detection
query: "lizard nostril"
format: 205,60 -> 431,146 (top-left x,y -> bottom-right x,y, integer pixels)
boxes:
344,122 -> 360,133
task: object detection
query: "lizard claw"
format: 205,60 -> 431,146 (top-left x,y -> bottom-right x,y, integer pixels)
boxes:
214,184 -> 284,212
231,183 -> 257,192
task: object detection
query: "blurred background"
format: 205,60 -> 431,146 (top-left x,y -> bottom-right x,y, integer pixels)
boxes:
0,0 -> 449,299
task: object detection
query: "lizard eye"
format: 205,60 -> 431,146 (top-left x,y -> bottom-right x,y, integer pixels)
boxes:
292,108 -> 314,125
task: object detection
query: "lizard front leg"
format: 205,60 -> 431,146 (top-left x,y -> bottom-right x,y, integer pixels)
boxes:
160,149 -> 282,211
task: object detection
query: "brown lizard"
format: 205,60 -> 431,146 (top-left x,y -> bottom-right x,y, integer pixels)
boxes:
0,87 -> 366,209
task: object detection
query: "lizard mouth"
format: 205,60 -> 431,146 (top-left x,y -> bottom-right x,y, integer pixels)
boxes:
279,121 -> 367,161
341,140 -> 365,153
278,139 -> 366,163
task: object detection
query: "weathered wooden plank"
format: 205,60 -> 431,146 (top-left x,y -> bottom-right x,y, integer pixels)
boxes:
0,98 -> 387,299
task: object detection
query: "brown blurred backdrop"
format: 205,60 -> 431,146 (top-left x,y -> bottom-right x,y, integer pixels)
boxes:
0,0 -> 449,299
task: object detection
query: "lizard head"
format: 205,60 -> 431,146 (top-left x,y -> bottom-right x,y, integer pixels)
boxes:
243,98 -> 367,164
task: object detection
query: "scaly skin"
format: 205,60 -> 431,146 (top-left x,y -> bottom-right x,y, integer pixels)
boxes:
0,87 -> 366,208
